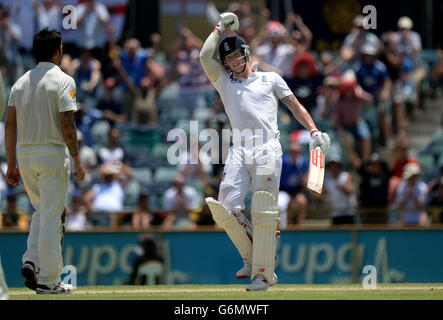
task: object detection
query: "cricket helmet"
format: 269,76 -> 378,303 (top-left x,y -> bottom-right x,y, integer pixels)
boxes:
218,36 -> 250,76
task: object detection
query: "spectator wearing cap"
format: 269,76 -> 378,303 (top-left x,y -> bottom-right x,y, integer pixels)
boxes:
96,77 -> 127,127
0,191 -> 28,229
323,156 -> 357,225
279,141 -> 309,225
340,15 -> 380,64
290,52 -> 323,114
66,190 -> 91,231
353,43 -> 392,145
0,5 -> 22,86
332,75 -> 373,163
84,163 -> 128,226
393,163 -> 428,225
395,16 -> 425,110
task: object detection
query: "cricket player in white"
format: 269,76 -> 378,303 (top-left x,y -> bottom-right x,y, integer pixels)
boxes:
200,13 -> 330,291
5,28 -> 85,294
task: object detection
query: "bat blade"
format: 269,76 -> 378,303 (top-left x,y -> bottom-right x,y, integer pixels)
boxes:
307,147 -> 325,194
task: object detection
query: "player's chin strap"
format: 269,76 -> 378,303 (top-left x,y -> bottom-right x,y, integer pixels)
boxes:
224,44 -> 251,80
251,191 -> 280,284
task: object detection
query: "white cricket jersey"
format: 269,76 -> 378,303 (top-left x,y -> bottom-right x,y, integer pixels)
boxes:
212,70 -> 292,145
8,62 -> 78,146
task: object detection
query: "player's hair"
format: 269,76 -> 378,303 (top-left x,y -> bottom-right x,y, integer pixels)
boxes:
32,28 -> 62,63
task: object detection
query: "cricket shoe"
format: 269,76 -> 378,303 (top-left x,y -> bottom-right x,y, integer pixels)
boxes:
245,274 -> 278,292
21,261 -> 38,291
36,281 -> 74,294
236,263 -> 251,279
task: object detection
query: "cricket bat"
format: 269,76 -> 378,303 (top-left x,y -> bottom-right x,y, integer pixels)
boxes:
307,147 -> 325,194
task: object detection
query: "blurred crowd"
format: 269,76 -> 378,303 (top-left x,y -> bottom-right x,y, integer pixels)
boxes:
0,1 -> 443,231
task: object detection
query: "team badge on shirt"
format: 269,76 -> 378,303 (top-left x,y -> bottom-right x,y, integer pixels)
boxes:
262,76 -> 267,82
69,90 -> 76,100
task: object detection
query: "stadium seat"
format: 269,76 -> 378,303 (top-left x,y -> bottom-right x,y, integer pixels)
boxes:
133,168 -> 153,185
91,120 -> 111,145
124,179 -> 142,207
154,167 -> 178,183
152,143 -> 171,160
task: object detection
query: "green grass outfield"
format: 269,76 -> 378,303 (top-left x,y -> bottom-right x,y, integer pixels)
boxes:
7,283 -> 443,300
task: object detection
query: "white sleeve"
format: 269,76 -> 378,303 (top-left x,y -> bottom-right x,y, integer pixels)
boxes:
273,72 -> 293,99
58,76 -> 78,113
199,32 -> 222,83
7,84 -> 16,107
96,4 -> 110,22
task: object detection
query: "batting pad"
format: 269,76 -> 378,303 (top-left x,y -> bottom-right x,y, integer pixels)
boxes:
206,198 -> 252,263
251,191 -> 279,284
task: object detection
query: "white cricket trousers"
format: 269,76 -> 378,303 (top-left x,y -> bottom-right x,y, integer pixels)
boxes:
17,144 -> 70,287
218,140 -> 282,213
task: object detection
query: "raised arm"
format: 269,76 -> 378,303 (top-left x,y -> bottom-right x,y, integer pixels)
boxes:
199,29 -> 223,83
199,12 -> 239,83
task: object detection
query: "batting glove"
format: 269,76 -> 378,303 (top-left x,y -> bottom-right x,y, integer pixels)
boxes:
215,12 -> 239,33
309,129 -> 331,156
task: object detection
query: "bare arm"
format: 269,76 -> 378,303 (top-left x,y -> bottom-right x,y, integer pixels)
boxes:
280,94 -> 316,132
199,30 -> 223,83
5,107 -> 17,163
5,106 -> 20,186
60,111 -> 79,158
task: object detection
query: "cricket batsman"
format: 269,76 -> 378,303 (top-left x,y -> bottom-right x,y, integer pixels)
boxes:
199,12 -> 330,291
5,28 -> 85,294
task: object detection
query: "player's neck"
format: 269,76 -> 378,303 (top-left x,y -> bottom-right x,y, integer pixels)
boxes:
237,65 -> 254,80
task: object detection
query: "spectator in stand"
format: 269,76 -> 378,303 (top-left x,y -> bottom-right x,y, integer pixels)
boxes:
133,76 -> 158,127
353,43 -> 392,145
346,145 -> 392,223
84,163 -> 132,226
172,27 -> 209,113
284,12 -> 313,55
428,176 -> 443,223
77,131 -> 97,186
332,76 -> 373,163
430,50 -> 443,96
33,0 -> 62,31
323,156 -> 357,225
395,16 -> 425,109
113,38 -> 147,121
71,49 -> 102,102
76,0 -> 110,60
379,31 -> 408,133
279,141 -> 309,225
340,15 -> 380,65
0,190 -> 28,229
394,163 -> 428,225
0,5 -> 22,86
319,51 -> 343,78
254,21 -> 296,80
314,76 -> 339,129
98,128 -> 125,165
66,190 -> 91,231
96,77 -> 127,127
162,174 -> 200,228
147,33 -> 167,67
290,52 -> 323,113
131,190 -> 152,230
